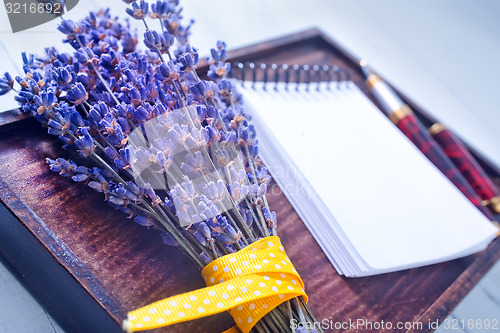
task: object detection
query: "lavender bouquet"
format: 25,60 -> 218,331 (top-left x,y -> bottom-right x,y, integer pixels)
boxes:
2,1 -> 322,332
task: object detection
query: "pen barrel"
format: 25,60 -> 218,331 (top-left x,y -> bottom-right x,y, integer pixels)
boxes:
394,113 -> 495,220
430,124 -> 500,214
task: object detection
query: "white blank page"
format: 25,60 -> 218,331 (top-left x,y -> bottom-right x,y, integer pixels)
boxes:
241,81 -> 497,273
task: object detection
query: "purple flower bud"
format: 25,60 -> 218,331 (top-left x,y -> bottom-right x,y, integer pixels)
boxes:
46,158 -> 62,172
196,105 -> 206,119
88,181 -> 104,192
89,108 -> 102,122
202,180 -> 226,202
194,231 -> 207,247
161,31 -> 175,51
207,106 -> 219,118
72,173 -> 89,182
225,131 -> 237,143
261,207 -> 276,228
114,104 -> 129,118
74,49 -> 88,63
257,183 -> 267,197
144,183 -> 156,200
221,223 -> 239,241
74,127 -> 95,157
248,145 -> 258,158
207,62 -> 231,80
150,0 -> 168,17
143,30 -> 162,50
0,72 -> 13,96
133,106 -> 149,122
116,183 -> 138,202
117,117 -> 130,133
195,222 -> 211,239
69,107 -> 85,127
200,252 -> 212,265
57,19 -> 78,35
77,74 -> 90,86
92,167 -> 111,183
67,83 -> 88,105
161,232 -> 180,246
190,80 -> 210,99
238,126 -> 250,142
124,68 -> 136,82
18,90 -> 34,100
126,0 -> 149,20
224,244 -> 236,253
216,233 -> 236,244
178,51 -> 198,71
218,79 -> 232,94
244,209 -> 253,227
156,62 -> 172,79
205,126 -> 218,142
135,215 -> 154,227
21,52 -> 34,66
104,146 -> 119,160
210,41 -> 227,62
216,215 -> 226,225
109,196 -> 126,205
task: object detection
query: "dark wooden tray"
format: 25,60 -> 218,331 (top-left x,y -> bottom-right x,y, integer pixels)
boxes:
0,29 -> 499,333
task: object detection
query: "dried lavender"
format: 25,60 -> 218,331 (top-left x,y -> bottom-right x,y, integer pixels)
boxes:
5,2 -> 322,332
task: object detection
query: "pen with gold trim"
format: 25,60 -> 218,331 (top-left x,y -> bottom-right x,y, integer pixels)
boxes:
359,60 -> 495,220
429,123 -> 500,215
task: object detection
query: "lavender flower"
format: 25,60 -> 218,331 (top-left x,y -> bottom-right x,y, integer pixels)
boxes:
74,127 -> 96,157
0,73 -> 14,96
180,151 -> 209,177
202,180 -> 226,202
4,3 -> 320,332
67,82 -> 88,105
135,215 -> 154,227
126,0 -> 149,20
171,176 -> 196,203
34,90 -> 57,114
57,19 -> 78,35
143,30 -> 162,51
207,62 -> 231,81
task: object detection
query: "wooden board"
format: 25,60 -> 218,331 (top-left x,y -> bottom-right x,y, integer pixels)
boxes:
0,29 -> 499,333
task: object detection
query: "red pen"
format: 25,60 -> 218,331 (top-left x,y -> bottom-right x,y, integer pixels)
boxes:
430,123 -> 500,215
360,60 -> 495,221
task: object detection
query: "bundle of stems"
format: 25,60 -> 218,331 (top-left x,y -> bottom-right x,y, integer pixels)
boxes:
2,1 -> 322,332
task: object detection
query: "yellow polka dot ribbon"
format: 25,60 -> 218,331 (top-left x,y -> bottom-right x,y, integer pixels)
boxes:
123,236 -> 307,333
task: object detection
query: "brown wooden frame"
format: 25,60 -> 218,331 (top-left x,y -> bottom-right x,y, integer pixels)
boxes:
0,28 -> 498,333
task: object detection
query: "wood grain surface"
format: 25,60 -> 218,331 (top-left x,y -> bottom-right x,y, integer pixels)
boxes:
0,29 -> 499,333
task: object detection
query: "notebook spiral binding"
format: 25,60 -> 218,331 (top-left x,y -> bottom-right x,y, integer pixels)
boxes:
229,62 -> 351,91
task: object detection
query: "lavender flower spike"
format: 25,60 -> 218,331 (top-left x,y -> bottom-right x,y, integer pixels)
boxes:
74,128 -> 96,157
126,0 -> 149,20
7,5 -> 322,332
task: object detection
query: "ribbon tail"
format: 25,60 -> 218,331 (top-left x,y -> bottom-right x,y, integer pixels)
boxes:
124,236 -> 307,333
124,276 -> 304,332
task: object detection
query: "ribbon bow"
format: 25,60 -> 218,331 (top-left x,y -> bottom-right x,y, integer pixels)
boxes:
123,236 -> 307,333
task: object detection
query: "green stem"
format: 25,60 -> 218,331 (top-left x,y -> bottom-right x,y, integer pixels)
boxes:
91,153 -> 205,267
255,204 -> 270,237
245,199 -> 265,238
254,321 -> 271,333
75,38 -> 120,106
288,301 -> 295,333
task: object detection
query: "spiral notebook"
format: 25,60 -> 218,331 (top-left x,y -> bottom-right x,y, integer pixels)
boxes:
235,64 -> 498,277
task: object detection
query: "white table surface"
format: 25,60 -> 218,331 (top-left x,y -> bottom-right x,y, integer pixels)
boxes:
0,0 -> 499,331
